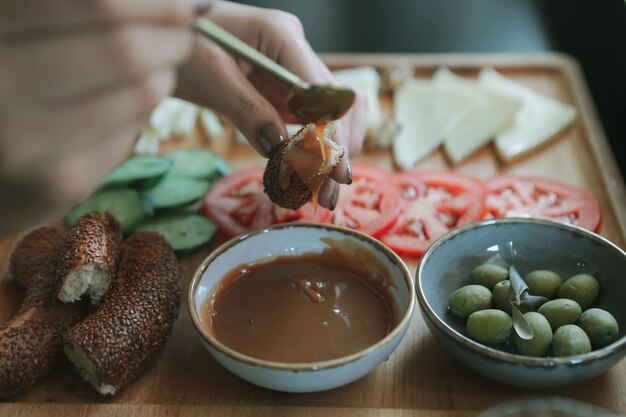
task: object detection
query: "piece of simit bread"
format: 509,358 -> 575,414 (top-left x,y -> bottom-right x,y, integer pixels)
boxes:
57,212 -> 123,305
63,231 -> 180,396
0,228 -> 85,398
264,123 -> 344,210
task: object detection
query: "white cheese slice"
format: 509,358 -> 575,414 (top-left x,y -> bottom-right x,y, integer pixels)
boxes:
133,126 -> 160,155
171,101 -> 199,138
433,68 -> 522,164
332,66 -> 382,132
479,67 -> 577,162
149,97 -> 188,139
199,108 -> 225,140
392,79 -> 475,170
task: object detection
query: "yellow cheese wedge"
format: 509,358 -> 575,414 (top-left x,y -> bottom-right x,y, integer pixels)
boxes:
434,68 -> 522,164
479,68 -> 577,162
392,79 -> 475,170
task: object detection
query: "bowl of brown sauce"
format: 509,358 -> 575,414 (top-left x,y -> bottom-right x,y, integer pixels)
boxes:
188,223 -> 415,392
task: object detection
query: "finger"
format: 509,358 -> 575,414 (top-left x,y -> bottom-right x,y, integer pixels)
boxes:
177,37 -> 286,157
206,4 -> 365,180
0,0 -> 193,36
318,179 -> 340,210
1,68 -> 176,177
2,120 -> 144,236
3,25 -> 192,103
46,120 -> 144,210
207,3 -> 328,86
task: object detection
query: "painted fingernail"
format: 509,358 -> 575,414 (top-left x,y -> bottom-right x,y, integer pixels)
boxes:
192,0 -> 212,15
345,158 -> 353,185
329,183 -> 340,210
256,124 -> 284,158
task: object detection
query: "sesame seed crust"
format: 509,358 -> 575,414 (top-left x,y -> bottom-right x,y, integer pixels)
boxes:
63,232 -> 181,396
1,228 -> 85,398
56,212 -> 123,304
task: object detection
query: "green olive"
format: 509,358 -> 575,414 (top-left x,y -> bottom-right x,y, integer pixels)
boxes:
514,312 -> 553,357
466,309 -> 512,345
538,298 -> 582,331
448,285 -> 493,319
552,324 -> 591,357
557,273 -> 600,310
492,280 -> 516,314
578,308 -> 620,348
524,269 -> 563,299
470,264 -> 509,290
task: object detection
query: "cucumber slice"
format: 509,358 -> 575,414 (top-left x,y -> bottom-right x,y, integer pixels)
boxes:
165,148 -> 231,179
64,188 -> 146,233
143,175 -> 210,209
136,213 -> 217,252
102,155 -> 172,187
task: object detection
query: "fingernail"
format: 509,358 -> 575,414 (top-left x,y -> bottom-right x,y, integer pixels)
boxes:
329,183 -> 340,210
345,159 -> 353,185
256,124 -> 284,157
192,0 -> 212,15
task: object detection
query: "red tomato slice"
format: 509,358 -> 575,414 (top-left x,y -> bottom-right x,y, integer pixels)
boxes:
381,171 -> 487,257
485,175 -> 601,232
201,167 -> 329,237
326,165 -> 402,237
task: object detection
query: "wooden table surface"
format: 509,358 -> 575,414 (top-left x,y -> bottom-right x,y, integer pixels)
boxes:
1,54 -> 625,417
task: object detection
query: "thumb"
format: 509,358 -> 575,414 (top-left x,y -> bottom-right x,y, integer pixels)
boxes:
176,37 -> 285,157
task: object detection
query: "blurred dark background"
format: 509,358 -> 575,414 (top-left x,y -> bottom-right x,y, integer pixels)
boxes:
239,0 -> 626,180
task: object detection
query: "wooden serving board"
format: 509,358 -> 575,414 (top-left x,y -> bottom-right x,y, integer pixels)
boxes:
1,54 -> 625,417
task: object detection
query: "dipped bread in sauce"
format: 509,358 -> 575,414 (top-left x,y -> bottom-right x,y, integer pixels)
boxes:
202,238 -> 396,363
263,123 -> 344,210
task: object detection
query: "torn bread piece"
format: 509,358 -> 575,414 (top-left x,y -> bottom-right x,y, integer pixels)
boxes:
264,123 -> 344,210
1,228 -> 84,398
63,232 -> 180,396
57,212 -> 123,305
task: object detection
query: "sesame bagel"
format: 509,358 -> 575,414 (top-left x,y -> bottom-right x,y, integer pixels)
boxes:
264,123 -> 344,210
63,232 -> 180,396
57,212 -> 123,305
0,228 -> 85,398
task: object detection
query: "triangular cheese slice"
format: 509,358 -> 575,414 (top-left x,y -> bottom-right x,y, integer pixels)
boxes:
392,79 -> 475,170
434,68 -> 522,164
479,67 -> 577,162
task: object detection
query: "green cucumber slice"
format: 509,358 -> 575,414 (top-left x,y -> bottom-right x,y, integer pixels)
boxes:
165,148 -> 231,179
102,155 -> 172,187
136,213 -> 217,252
64,188 -> 146,233
143,175 -> 210,209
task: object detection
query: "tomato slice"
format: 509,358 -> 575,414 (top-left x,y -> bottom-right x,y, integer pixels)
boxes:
485,175 -> 601,232
201,167 -> 329,237
380,171 -> 487,257
326,165 -> 402,237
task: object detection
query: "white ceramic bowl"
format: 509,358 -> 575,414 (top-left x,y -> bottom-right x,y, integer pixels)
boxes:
188,223 -> 415,392
417,218 -> 626,388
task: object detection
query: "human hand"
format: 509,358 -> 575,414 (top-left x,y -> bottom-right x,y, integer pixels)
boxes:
176,0 -> 367,209
0,0 -> 194,235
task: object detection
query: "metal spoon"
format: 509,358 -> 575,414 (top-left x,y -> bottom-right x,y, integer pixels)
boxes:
193,17 -> 356,123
